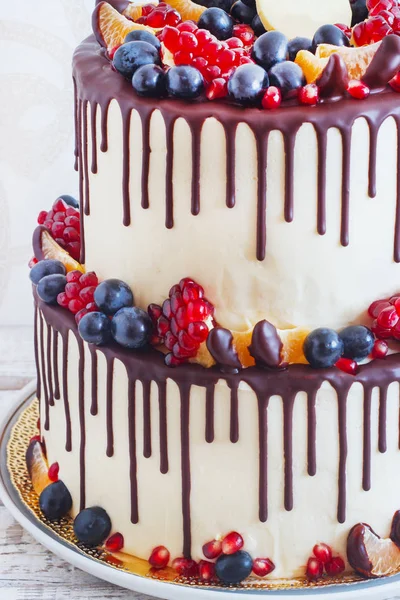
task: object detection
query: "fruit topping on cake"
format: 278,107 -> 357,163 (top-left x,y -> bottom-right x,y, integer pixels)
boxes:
37,197 -> 81,262
215,551 -> 254,584
39,481 -> 73,521
58,270 -> 99,321
32,227 -> 84,274
306,543 -> 345,581
74,507 -> 112,546
105,532 -> 125,552
353,0 -> 400,46
94,1 -> 156,53
347,522 -> 400,578
369,293 -> 400,341
26,439 -> 52,495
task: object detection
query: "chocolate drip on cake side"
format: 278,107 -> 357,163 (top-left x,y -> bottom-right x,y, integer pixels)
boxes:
73,37 -> 400,266
35,293 -> 400,557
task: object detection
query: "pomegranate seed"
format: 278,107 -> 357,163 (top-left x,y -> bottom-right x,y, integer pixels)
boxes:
368,299 -> 391,318
240,56 -> 254,65
55,237 -> 66,248
221,531 -> 244,555
175,306 -> 189,329
390,72 -> 400,92
171,291 -> 186,314
205,65 -> 222,80
199,560 -> 215,581
313,543 -> 332,564
173,342 -> 196,359
298,84 -> 319,106
335,357 -> 359,375
378,306 -> 399,328
53,211 -> 65,222
175,50 -> 194,66
147,10 -> 167,27
162,299 -> 172,319
75,308 -> 88,324
170,317 -> 179,337
192,57 -> 208,71
53,198 -> 67,212
187,299 -> 208,321
162,25 -> 180,52
169,283 -> 181,297
217,48 -> 236,70
306,557 -> 324,581
148,304 -> 162,322
188,321 -> 209,342
252,558 -> 275,577
226,37 -> 243,48
179,31 -> 198,50
57,292 -> 70,308
371,319 -> 392,339
172,558 -> 198,577
262,86 -> 282,110
369,0 -> 394,16
66,242 -> 81,261
325,556 -> 346,576
79,286 -> 95,305
165,9 -> 181,26
86,302 -> 98,313
165,331 -> 178,351
38,210 -> 48,224
157,316 -> 170,337
203,41 -> 223,61
207,78 -> 228,100
65,215 -> 80,229
66,270 -> 82,283
64,227 -> 79,243
371,339 -> 389,359
347,80 -> 370,99
196,29 -> 213,44
334,23 -> 352,38
105,532 -> 124,552
48,462 -> 59,482
68,298 -> 85,314
29,257 -> 39,268
80,271 -> 98,287
177,20 -> 197,33
51,222 -> 65,238
37,417 -> 41,430
233,23 -> 254,45
65,207 -> 77,217
165,353 -> 184,367
202,539 -> 222,559
178,330 -> 199,352
44,220 -> 54,230
149,546 -> 170,569
65,282 -> 80,299
142,4 -> 155,16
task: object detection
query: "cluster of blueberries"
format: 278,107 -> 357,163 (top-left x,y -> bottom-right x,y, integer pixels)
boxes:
112,0 -> 368,105
30,260 -> 153,350
304,325 -> 375,369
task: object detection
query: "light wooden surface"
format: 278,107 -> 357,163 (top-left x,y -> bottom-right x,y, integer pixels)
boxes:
0,326 -> 153,600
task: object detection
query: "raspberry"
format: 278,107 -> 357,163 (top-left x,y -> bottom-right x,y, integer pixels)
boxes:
37,198 -> 81,261
148,278 -> 214,366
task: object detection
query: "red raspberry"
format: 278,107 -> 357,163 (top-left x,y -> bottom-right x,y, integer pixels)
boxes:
149,278 -> 214,367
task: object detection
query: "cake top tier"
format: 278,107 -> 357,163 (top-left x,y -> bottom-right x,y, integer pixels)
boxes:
90,0 -> 400,109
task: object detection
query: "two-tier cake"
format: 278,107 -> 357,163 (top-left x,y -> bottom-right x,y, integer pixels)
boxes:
25,0 -> 400,586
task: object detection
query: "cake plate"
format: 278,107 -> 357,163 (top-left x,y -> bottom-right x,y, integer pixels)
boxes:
1,382 -> 400,600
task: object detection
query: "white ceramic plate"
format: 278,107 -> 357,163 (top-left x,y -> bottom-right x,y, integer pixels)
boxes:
1,381 -> 400,600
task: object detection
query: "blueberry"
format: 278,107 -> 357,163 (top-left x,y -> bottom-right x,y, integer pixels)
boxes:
351,0 -> 368,27
339,325 -> 374,362
58,194 -> 79,209
241,0 -> 255,8
73,506 -> 111,546
30,259 -> 66,285
252,31 -> 288,72
78,312 -> 112,346
39,481 -> 72,521
166,66 -> 204,99
288,36 -> 313,62
124,29 -> 161,51
215,551 -> 253,584
195,0 -> 234,12
111,306 -> 153,349
230,0 -> 256,24
312,24 -> 350,53
198,7 -> 234,40
228,63 -> 269,105
132,64 -> 166,97
37,274 -> 67,305
251,14 -> 266,37
268,61 -> 305,97
94,279 -> 134,316
304,328 -> 344,369
113,41 -> 161,79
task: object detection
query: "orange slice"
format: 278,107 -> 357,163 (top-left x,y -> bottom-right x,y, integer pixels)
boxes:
316,42 -> 381,80
93,1 -> 156,53
34,227 -> 85,273
26,439 -> 51,496
295,50 -> 329,84
164,0 -> 206,21
348,523 -> 400,578
280,327 -> 310,365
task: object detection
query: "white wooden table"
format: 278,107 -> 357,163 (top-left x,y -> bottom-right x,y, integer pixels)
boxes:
0,326 -> 153,600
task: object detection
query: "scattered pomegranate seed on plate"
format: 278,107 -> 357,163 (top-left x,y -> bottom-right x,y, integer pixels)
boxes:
306,557 -> 324,581
252,557 -> 275,577
149,545 -> 170,568
202,538 -> 222,559
325,556 -> 346,576
313,543 -> 332,564
105,532 -> 125,552
199,560 -> 216,581
172,557 -> 199,577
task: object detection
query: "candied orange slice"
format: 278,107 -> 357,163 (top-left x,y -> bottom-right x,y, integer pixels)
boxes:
39,228 -> 85,274
348,523 -> 400,578
26,439 -> 51,496
280,327 -> 310,365
93,1 -> 155,52
295,50 -> 329,84
316,42 -> 381,80
164,0 -> 206,21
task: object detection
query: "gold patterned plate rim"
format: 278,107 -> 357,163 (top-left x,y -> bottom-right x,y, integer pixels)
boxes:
0,384 -> 399,598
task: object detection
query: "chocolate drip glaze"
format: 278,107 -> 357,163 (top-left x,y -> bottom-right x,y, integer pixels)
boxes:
36,294 -> 400,556
34,305 -> 41,404
207,328 -> 241,374
90,102 -> 98,175
73,37 -> 400,266
83,100 -> 90,216
47,323 -> 54,407
106,357 -> 114,458
39,311 -> 50,431
143,380 -> 152,459
78,335 -> 86,511
61,331 -> 72,452
52,329 -> 60,400
249,320 -> 283,368
90,345 -> 98,416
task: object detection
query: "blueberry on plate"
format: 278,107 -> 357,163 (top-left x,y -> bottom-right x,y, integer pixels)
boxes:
351,0 -> 368,27
288,36 -> 313,62
113,41 -> 161,79
37,274 -> 67,304
215,551 -> 253,584
39,481 -> 72,521
78,312 -> 112,346
58,194 -> 79,208
268,61 -> 305,97
230,0 -> 256,25
312,24 -> 350,53
304,328 -> 344,369
166,66 -> 204,99
339,325 -> 374,361
111,306 -> 153,349
228,63 -> 269,105
124,29 -> 161,51
251,14 -> 266,37
73,506 -> 111,546
132,64 -> 166,97
94,279 -> 134,316
252,31 -> 289,72
198,7 -> 235,40
30,259 -> 66,285
195,0 -> 234,12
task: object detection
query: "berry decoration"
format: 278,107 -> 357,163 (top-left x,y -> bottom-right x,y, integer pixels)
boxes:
113,41 -> 161,79
339,325 -> 374,361
262,86 -> 282,109
311,24 -> 350,53
298,84 -> 319,106
37,274 -> 67,305
252,31 -> 288,72
371,339 -> 388,359
37,197 -> 81,261
221,531 -> 244,555
268,61 -> 306,98
325,556 -> 346,576
30,260 -> 66,285
48,462 -> 60,482
73,506 -> 112,546
125,29 -> 161,50
149,545 -> 170,569
172,557 -> 199,577
335,357 -> 359,375
369,294 -> 400,340
39,481 -> 72,521
111,307 -> 153,349
94,279 -> 134,316
203,538 -> 222,559
313,543 -> 332,564
252,557 -> 275,577
132,64 -> 166,97
78,312 -> 112,346
228,63 -> 269,105
306,557 -> 324,581
165,65 -> 205,99
215,551 -> 253,584
199,560 -> 216,581
347,80 -> 370,99
303,328 -> 344,369
105,532 -> 124,552
198,7 -> 234,40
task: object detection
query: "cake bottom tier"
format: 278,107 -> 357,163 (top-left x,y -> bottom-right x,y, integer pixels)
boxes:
34,298 -> 400,580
